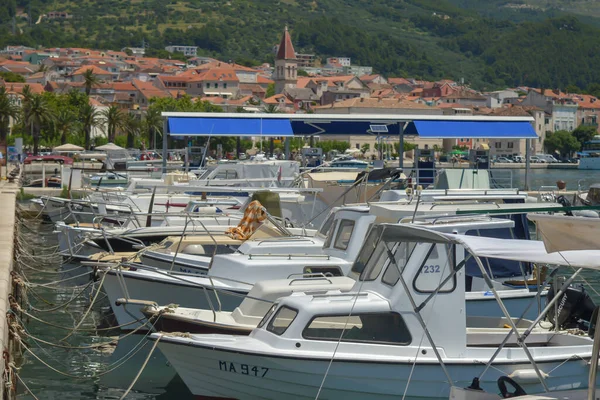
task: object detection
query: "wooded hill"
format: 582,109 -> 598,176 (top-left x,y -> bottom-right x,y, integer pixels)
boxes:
2,0 -> 600,91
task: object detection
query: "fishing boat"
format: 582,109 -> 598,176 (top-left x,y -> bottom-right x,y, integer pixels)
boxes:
152,224 -> 600,400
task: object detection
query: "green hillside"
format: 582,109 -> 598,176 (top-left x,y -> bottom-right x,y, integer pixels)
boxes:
1,0 -> 600,91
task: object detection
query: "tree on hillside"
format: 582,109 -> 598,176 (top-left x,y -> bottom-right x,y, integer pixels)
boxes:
22,94 -> 53,155
265,83 -> 275,99
0,72 -> 25,83
0,87 -> 19,143
82,69 -> 100,96
80,103 -> 100,150
101,105 -> 125,143
544,130 -> 580,158
572,125 -> 597,147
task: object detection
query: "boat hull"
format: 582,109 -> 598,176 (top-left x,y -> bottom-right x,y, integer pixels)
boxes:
157,339 -> 594,400
139,251 -> 210,275
103,270 -> 246,330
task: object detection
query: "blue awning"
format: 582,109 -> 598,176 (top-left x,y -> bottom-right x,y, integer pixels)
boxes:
167,117 -> 294,137
405,121 -> 537,138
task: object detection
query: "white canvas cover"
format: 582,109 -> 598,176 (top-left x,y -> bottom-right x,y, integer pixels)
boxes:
451,233 -> 600,269
528,214 -> 600,253
53,143 -> 84,152
95,142 -> 125,151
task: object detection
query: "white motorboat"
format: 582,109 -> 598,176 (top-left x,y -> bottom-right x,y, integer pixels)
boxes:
103,215 -> 544,332
153,224 -> 600,400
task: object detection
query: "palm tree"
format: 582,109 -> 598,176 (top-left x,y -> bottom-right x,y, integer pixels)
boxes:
82,69 -> 100,96
123,113 -> 141,149
0,87 -> 19,143
80,103 -> 100,150
101,105 -> 124,143
54,110 -> 76,145
22,94 -> 53,155
143,108 -> 162,149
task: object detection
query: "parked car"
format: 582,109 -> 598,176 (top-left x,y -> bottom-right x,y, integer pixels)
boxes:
495,157 -> 513,163
529,156 -> 547,163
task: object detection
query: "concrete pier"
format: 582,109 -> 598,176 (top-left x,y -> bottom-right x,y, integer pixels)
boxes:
0,176 -> 17,400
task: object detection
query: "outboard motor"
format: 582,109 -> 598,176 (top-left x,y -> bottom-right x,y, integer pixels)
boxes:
546,283 -> 596,330
555,195 -> 573,216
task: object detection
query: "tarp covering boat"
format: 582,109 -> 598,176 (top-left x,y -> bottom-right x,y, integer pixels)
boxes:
528,214 -> 600,253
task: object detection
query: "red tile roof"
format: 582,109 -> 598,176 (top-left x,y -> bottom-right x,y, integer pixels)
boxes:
264,93 -> 293,105
2,82 -> 45,95
276,27 -> 296,60
571,94 -> 600,110
72,65 -> 112,76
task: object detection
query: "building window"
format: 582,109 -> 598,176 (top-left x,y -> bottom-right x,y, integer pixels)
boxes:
206,83 -> 210,88
495,142 -> 501,149
197,83 -> 200,88
508,142 -> 514,149
223,83 -> 227,89
214,83 -> 218,88
356,143 -> 360,149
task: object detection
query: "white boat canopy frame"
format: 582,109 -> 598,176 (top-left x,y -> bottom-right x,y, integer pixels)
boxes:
379,224 -> 600,270
379,223 -> 597,392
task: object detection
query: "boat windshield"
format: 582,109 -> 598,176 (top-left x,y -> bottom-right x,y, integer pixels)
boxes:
317,213 -> 335,239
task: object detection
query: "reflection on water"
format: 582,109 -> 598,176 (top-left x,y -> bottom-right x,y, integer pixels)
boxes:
16,220 -> 192,400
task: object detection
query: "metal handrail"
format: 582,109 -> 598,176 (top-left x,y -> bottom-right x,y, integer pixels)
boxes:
289,276 -> 333,285
248,254 -> 331,260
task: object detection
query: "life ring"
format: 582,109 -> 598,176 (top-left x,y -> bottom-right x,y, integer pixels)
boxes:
497,376 -> 527,398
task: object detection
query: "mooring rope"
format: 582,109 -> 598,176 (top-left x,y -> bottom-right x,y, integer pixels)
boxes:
118,334 -> 162,400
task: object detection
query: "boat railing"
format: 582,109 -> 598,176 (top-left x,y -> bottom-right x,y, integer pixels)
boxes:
254,237 -> 317,246
247,253 -> 331,260
488,169 -> 513,189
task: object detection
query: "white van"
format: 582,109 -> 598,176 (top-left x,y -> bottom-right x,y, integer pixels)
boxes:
536,154 -> 559,163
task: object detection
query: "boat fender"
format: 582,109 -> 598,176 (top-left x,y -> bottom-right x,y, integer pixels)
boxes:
498,376 -> 526,398
507,369 -> 548,383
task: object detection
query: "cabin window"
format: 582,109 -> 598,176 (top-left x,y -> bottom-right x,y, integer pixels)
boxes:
351,226 -> 382,276
412,244 -> 456,294
266,306 -> 298,336
382,242 -> 416,286
302,312 -> 411,345
257,304 -> 277,329
333,220 -> 355,250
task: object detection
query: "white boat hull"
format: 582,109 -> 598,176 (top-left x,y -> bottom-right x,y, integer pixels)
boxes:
102,270 -> 246,330
157,339 -> 595,400
139,251 -> 210,275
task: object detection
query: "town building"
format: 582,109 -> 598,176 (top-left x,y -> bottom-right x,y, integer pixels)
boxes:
273,27 -> 298,94
165,45 -> 198,57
